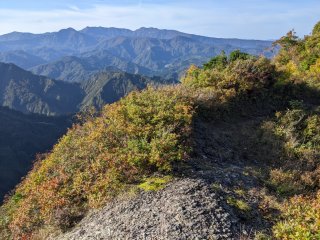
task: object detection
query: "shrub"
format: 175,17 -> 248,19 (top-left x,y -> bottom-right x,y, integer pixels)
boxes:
227,197 -> 251,212
273,24 -> 320,90
273,192 -> 320,239
312,21 -> 320,35
229,50 -> 252,62
182,55 -> 277,97
0,86 -> 194,238
203,51 -> 228,70
270,104 -> 320,195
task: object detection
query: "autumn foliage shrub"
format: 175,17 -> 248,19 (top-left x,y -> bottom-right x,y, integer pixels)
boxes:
273,21 -> 320,89
267,103 -> 320,239
270,104 -> 320,194
181,52 -> 277,100
0,86 -> 194,239
181,40 -> 320,239
269,21 -> 320,239
273,192 -> 320,239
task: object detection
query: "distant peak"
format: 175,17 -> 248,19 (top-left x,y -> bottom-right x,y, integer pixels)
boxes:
136,27 -> 159,31
82,26 -> 103,30
0,62 -> 24,72
1,31 -> 30,36
58,27 -> 77,33
81,26 -> 132,32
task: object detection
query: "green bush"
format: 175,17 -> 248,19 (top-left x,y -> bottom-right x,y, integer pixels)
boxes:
203,51 -> 228,70
229,50 -> 252,62
273,24 -> 320,90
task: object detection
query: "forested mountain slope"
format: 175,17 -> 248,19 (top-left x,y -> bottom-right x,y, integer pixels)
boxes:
30,54 -> 152,83
0,107 -> 70,202
79,71 -> 172,110
0,50 -> 47,69
31,32 -> 272,82
0,63 -> 168,115
0,62 -> 83,115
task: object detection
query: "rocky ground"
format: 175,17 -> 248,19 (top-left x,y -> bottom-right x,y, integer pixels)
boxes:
56,179 -> 235,240
54,114 -> 277,240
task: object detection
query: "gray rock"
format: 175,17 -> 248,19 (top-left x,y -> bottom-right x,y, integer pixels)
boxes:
54,179 -> 235,240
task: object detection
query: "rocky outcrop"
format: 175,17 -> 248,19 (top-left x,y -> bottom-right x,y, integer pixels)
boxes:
55,178 -> 235,240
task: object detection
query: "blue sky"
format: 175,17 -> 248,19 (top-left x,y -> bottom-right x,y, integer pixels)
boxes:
0,0 -> 319,39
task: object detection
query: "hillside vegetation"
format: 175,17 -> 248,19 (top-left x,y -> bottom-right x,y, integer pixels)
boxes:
0,87 -> 194,239
182,24 -> 320,238
270,23 -> 320,239
0,22 -> 320,239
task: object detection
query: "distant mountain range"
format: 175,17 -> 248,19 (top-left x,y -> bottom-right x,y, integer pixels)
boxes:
0,62 -> 172,115
0,27 -> 274,82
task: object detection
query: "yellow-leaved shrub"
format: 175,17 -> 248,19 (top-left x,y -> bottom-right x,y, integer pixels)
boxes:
273,192 -> 320,239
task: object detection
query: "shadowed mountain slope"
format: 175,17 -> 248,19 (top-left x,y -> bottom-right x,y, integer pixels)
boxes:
0,62 -> 84,115
0,62 -> 172,115
0,107 -> 71,202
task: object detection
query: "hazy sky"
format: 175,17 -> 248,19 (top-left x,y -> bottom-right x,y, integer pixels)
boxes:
0,0 -> 319,39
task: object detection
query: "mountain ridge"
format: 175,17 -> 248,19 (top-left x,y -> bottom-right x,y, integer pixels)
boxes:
1,26 -> 271,42
0,62 -> 84,115
0,62 -> 172,115
0,27 -> 273,82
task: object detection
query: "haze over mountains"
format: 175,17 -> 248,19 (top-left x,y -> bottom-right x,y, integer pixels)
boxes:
0,27 -> 273,82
